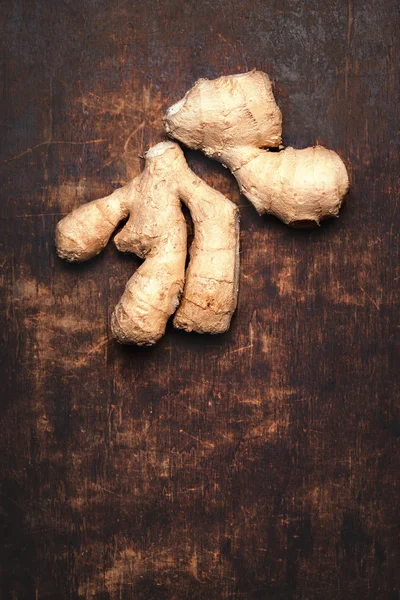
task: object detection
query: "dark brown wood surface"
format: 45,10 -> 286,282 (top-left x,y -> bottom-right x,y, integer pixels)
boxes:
1,1 -> 399,598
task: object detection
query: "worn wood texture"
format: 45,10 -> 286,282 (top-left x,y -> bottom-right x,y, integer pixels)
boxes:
1,0 -> 399,598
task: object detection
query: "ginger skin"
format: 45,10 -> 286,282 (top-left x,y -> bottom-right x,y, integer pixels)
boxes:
56,142 -> 239,345
163,70 -> 349,227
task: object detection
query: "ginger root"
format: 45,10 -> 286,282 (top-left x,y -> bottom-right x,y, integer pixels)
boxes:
163,70 -> 349,227
56,70 -> 349,346
56,141 -> 239,345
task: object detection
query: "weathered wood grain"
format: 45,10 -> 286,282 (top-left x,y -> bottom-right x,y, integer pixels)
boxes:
1,0 -> 399,598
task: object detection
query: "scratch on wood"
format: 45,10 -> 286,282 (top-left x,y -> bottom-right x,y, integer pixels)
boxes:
344,0 -> 354,100
4,139 -> 107,163
209,343 -> 253,360
358,285 -> 380,311
75,336 -> 110,366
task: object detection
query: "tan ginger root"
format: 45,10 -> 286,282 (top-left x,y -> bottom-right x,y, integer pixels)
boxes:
163,70 -> 349,227
56,141 -> 239,345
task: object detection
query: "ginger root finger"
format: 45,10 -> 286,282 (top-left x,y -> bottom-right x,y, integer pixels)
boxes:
56,187 -> 130,262
163,70 -> 349,227
176,172 -> 239,334
232,144 -> 349,226
111,254 -> 185,346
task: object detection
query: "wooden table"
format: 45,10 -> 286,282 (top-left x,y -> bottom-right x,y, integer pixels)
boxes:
1,0 -> 399,597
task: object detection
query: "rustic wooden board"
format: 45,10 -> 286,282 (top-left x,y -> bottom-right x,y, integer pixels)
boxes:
1,0 -> 399,598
